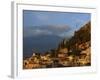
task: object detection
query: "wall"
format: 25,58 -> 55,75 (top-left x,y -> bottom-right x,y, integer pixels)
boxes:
0,0 -> 99,80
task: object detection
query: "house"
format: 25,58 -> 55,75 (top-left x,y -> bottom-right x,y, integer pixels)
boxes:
23,59 -> 29,68
58,48 -> 68,58
58,48 -> 68,53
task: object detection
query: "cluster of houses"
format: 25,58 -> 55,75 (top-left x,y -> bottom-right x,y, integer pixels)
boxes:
23,40 -> 91,69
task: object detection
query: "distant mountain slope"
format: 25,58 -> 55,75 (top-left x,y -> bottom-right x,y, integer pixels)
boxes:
68,22 -> 91,49
58,21 -> 91,51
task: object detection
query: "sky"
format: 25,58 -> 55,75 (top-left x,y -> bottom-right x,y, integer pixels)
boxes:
23,10 -> 91,38
23,10 -> 91,56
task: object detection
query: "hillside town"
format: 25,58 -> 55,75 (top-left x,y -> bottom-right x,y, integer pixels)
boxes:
23,22 -> 91,69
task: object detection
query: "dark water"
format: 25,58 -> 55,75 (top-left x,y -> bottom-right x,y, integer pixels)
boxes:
23,35 -> 62,58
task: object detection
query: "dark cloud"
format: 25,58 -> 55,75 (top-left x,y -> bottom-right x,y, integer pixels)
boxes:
24,25 -> 71,37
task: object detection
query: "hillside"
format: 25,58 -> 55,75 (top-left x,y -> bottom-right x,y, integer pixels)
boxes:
70,21 -> 90,45
61,21 -> 91,51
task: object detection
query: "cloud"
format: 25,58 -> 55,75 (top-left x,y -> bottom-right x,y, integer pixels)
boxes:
24,25 -> 71,37
31,29 -> 52,35
24,29 -> 52,37
48,25 -> 70,32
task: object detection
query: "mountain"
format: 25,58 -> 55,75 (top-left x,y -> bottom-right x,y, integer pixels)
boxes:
68,22 -> 91,49
58,21 -> 91,52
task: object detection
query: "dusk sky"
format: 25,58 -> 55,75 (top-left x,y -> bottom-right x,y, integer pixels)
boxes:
23,10 -> 91,38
